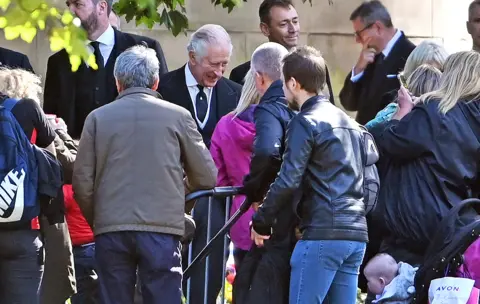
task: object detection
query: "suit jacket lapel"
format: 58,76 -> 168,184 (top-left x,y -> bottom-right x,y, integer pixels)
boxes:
368,33 -> 409,99
177,65 -> 195,118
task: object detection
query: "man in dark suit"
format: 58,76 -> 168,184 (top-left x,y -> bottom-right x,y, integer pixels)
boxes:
339,0 -> 416,125
0,47 -> 34,72
229,0 -> 335,103
158,24 -> 241,304
43,0 -> 168,138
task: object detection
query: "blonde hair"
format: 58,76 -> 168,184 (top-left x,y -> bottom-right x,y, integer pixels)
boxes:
403,41 -> 448,79
233,69 -> 261,116
422,51 -> 480,114
406,64 -> 442,96
0,67 -> 42,104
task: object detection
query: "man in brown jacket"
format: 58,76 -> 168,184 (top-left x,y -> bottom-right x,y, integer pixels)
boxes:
73,45 -> 217,304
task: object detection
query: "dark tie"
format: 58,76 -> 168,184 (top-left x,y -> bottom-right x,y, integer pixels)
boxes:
196,85 -> 208,123
90,41 -> 104,69
372,52 -> 385,80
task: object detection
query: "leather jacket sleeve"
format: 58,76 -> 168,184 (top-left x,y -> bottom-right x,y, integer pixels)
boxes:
242,105 -> 284,202
252,116 -> 313,236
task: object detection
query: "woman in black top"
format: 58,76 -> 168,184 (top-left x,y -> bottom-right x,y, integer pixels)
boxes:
371,51 -> 480,265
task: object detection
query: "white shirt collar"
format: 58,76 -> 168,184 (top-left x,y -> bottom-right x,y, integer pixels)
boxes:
95,25 -> 115,47
184,63 -> 199,87
382,29 -> 402,58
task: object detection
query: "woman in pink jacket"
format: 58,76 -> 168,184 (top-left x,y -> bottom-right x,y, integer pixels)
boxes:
210,70 -> 260,267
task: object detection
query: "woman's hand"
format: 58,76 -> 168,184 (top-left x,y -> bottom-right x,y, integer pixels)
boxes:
393,86 -> 415,120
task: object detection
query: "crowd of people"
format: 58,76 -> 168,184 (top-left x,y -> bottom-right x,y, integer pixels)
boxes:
1,0 -> 480,303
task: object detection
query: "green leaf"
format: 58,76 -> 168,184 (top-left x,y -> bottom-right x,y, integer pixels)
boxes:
0,0 -> 10,11
61,11 -> 74,24
20,24 -> 36,42
4,25 -> 20,39
168,9 -> 187,36
0,16 -> 7,28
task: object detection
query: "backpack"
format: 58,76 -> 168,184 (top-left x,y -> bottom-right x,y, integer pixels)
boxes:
360,125 -> 380,215
0,98 -> 39,224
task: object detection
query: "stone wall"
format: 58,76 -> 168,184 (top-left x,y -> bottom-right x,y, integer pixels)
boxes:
0,0 -> 474,102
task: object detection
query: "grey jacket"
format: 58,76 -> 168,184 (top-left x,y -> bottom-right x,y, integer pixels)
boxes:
73,87 -> 217,236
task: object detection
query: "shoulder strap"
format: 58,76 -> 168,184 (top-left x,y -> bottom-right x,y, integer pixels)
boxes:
2,98 -> 18,111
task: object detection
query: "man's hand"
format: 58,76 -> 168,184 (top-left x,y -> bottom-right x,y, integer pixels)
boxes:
252,201 -> 261,212
354,38 -> 376,75
48,117 -> 68,132
251,226 -> 270,247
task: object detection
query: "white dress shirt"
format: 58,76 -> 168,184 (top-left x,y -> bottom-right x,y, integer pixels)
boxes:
184,63 -> 213,129
351,29 -> 403,82
87,25 -> 115,66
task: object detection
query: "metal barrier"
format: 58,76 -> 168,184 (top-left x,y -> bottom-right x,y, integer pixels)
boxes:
184,186 -> 244,304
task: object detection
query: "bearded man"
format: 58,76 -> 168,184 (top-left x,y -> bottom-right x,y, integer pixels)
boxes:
43,0 -> 168,138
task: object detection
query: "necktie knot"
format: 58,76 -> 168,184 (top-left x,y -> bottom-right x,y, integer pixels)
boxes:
90,41 -> 104,68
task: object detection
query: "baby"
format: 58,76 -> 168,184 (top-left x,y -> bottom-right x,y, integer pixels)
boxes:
364,253 -> 417,303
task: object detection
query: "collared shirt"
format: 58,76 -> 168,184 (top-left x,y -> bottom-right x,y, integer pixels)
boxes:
87,25 -> 115,66
351,29 -> 403,82
184,63 -> 213,129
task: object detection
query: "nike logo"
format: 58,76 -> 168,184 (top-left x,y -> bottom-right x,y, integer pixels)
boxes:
0,168 -> 26,222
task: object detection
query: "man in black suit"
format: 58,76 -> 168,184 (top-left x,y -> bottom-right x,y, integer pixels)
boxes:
0,47 -> 34,72
229,0 -> 335,103
43,0 -> 168,138
158,24 -> 241,304
339,0 -> 415,125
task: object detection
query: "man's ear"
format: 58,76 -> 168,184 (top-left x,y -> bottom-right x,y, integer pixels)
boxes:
115,78 -> 122,93
467,21 -> 473,35
152,77 -> 159,91
260,22 -> 270,38
188,51 -> 197,66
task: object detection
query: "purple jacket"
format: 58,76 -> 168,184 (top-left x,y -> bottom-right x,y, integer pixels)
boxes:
210,106 -> 256,250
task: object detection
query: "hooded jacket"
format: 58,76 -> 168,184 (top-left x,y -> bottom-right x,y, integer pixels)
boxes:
371,99 -> 480,252
210,106 -> 256,250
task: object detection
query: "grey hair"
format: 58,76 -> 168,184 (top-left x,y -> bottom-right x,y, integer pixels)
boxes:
251,42 -> 288,81
114,45 -> 159,89
187,24 -> 233,60
350,0 -> 393,28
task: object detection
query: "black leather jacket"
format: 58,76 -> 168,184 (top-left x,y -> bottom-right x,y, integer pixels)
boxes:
252,96 -> 368,243
242,80 -> 295,202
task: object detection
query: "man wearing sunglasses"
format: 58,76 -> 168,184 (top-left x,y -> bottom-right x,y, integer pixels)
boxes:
339,0 -> 415,125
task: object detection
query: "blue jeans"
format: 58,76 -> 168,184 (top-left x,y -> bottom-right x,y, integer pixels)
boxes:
289,240 -> 366,304
95,231 -> 182,304
71,243 -> 98,304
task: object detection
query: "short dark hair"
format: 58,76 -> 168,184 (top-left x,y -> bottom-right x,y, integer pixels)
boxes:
282,46 -> 326,94
259,0 -> 294,25
350,0 -> 393,28
469,0 -> 480,20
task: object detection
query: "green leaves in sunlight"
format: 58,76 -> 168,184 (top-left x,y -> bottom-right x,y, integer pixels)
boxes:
0,0 -> 91,72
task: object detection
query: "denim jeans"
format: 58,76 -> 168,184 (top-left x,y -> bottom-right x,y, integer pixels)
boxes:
71,243 -> 98,304
289,240 -> 366,304
0,229 -> 44,304
95,231 -> 182,304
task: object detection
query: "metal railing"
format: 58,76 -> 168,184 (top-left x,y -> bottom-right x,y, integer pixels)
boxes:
183,186 -> 244,304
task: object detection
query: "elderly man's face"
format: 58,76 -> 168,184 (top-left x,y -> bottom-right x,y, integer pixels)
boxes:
189,44 -> 230,87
